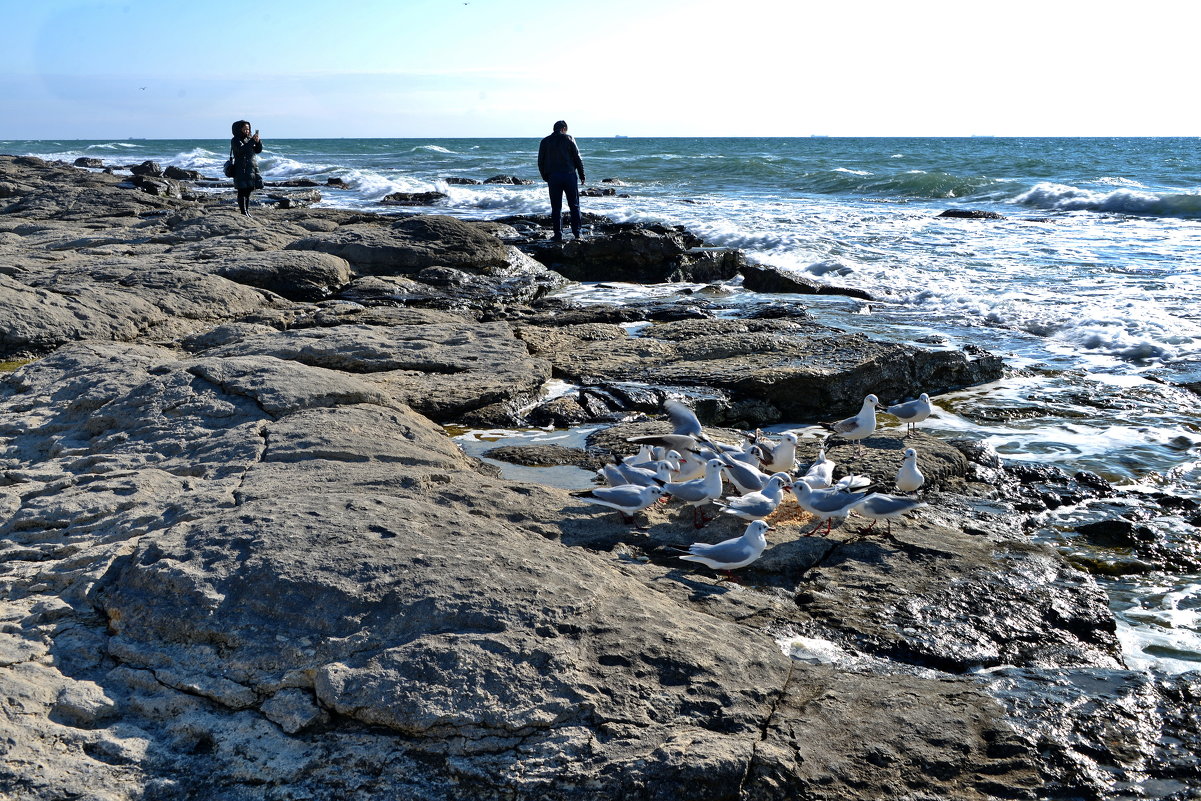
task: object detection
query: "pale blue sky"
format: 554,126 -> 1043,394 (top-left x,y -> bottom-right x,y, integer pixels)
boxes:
2,0 -> 1196,139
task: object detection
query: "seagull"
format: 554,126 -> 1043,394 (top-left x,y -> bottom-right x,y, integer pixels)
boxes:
758,431 -> 799,473
823,394 -> 885,457
677,520 -> 770,574
852,493 -> 927,535
662,458 -> 725,527
799,447 -> 835,489
887,393 -> 933,436
716,473 -> 792,521
717,450 -> 773,495
895,447 -> 924,494
791,480 -> 869,536
628,398 -> 716,455
578,484 -> 665,523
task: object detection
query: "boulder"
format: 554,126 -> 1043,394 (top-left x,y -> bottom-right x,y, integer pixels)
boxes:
939,209 -> 1005,219
526,223 -> 746,284
380,191 -> 448,206
130,174 -> 185,198
163,166 -> 202,181
444,177 -> 481,185
741,262 -> 873,300
200,250 -> 352,301
127,160 -> 164,177
73,157 -> 105,168
484,175 -> 532,185
286,214 -> 515,276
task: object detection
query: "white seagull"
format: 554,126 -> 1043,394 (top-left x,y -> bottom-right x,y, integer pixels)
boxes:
662,458 -> 726,527
579,484 -> 666,523
887,393 -> 934,437
852,493 -> 927,535
718,450 -> 773,495
824,394 -> 885,457
758,431 -> 799,473
716,473 -> 792,521
677,520 -> 771,574
791,480 -> 870,536
895,448 -> 924,494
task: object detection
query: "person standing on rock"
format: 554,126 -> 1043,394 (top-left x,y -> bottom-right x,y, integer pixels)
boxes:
537,120 -> 586,242
230,120 -> 263,217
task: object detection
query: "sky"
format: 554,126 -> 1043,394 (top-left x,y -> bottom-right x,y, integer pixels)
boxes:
2,0 -> 1197,139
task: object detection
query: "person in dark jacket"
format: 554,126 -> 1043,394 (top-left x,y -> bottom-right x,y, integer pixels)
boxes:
230,120 -> 263,217
537,120 -> 586,241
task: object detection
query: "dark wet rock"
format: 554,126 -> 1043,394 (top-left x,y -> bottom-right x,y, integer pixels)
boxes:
483,175 -> 532,185
270,179 -> 322,187
939,209 -> 1005,219
741,262 -> 874,300
163,165 -> 201,181
1075,519 -> 1153,548
130,173 -> 186,198
325,177 -> 347,187
127,160 -> 163,177
483,444 -> 609,470
980,669 -> 1201,799
1004,462 -> 1113,513
74,157 -> 105,168
580,186 -> 616,197
524,222 -> 746,284
444,177 -> 481,185
517,319 -> 1005,427
380,191 -> 448,206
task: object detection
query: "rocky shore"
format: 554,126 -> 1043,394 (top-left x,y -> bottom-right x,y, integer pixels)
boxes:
1,155 -> 1198,801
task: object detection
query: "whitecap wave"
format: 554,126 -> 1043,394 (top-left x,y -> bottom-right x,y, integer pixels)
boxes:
1013,182 -> 1201,219
413,145 -> 455,154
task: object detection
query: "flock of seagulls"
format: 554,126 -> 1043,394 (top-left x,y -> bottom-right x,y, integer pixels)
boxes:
579,393 -> 936,578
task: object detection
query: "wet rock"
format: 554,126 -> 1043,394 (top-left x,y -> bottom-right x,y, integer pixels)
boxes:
483,175 -> 532,185
163,166 -> 201,181
444,177 -> 481,185
74,157 -> 105,168
380,191 -> 448,206
939,209 -> 1005,219
483,445 -> 608,470
1075,519 -> 1152,548
741,262 -> 874,300
127,161 -> 163,177
525,222 -> 746,284
130,173 -> 185,198
580,186 -> 616,197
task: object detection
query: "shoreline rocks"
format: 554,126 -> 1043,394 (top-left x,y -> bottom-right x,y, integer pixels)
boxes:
2,152 -> 1198,801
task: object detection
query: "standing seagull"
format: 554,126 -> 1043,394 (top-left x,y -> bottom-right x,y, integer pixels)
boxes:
758,431 -> 799,473
578,484 -> 666,524
662,458 -> 726,527
715,473 -> 792,521
677,520 -> 771,575
823,394 -> 885,458
895,447 -> 924,494
852,493 -> 927,535
791,480 -> 869,536
887,393 -> 933,437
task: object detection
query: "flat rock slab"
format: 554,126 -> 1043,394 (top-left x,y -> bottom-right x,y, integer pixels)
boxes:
517,318 -> 1004,426
195,317 -> 552,422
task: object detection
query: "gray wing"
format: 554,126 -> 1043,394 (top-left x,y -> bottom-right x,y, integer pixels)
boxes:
663,478 -> 710,503
687,536 -> 755,562
628,433 -> 700,453
587,485 -> 652,509
809,489 -> 868,514
887,399 -> 924,420
664,399 -> 705,438
856,493 -> 925,516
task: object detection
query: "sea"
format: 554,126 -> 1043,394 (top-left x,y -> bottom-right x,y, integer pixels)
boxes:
7,136 -> 1201,675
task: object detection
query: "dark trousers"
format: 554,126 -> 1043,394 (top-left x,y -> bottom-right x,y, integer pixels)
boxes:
547,170 -> 580,239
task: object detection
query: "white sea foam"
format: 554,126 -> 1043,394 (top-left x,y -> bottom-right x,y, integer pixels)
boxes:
1013,181 -> 1201,219
777,635 -> 852,665
413,145 -> 455,154
834,167 -> 872,176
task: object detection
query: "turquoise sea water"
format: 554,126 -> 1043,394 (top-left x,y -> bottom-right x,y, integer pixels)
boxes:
6,136 -> 1201,672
